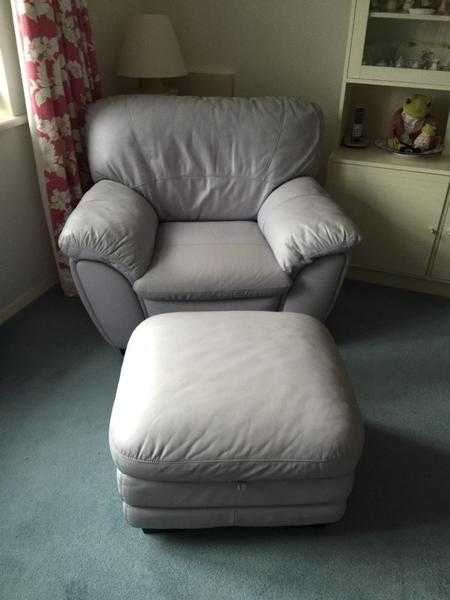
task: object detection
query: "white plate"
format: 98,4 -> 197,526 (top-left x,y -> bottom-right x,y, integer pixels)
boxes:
409,8 -> 436,14
374,139 -> 445,158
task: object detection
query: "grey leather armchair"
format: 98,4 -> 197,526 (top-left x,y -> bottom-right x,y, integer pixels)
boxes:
59,95 -> 360,349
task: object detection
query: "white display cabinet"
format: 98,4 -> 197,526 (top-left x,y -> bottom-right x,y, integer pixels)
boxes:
327,0 -> 450,297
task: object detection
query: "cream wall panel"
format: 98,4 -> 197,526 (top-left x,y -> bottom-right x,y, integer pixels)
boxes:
327,162 -> 448,277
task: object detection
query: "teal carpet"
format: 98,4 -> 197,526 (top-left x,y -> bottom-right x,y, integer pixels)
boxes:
1,281 -> 449,600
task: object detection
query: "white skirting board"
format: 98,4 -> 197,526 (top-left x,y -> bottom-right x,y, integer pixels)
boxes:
0,277 -> 56,326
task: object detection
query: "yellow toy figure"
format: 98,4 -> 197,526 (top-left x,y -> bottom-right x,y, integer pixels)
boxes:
389,94 -> 439,153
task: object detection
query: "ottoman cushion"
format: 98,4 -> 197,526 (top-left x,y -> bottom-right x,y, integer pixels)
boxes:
109,312 -> 364,485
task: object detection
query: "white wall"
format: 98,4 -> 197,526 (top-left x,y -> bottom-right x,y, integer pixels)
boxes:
143,0 -> 352,158
88,0 -> 141,96
0,124 -> 56,323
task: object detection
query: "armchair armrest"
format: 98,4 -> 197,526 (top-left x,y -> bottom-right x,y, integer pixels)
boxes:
59,180 -> 158,283
258,177 -> 361,274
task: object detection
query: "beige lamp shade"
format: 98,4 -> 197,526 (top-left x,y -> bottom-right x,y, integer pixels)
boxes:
118,14 -> 187,79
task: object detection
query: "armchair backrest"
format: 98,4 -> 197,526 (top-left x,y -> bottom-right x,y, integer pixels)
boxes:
86,95 -> 322,221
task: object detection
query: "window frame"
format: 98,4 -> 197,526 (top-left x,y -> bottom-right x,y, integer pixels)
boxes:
0,0 -> 26,128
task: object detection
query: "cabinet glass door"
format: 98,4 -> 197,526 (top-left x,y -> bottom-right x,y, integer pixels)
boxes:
349,0 -> 450,88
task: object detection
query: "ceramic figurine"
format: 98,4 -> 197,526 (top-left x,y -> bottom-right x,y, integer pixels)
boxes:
395,56 -> 406,68
403,0 -> 415,10
389,94 -> 439,152
438,0 -> 449,15
421,0 -> 433,7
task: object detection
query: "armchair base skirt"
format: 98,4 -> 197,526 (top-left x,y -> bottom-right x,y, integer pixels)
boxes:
71,254 -> 349,349
70,259 -> 144,349
125,504 -> 347,530
283,253 -> 349,320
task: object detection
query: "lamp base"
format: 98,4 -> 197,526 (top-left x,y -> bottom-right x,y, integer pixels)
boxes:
140,78 -> 178,95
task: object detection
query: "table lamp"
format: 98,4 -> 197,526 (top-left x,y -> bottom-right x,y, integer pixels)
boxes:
118,14 -> 187,94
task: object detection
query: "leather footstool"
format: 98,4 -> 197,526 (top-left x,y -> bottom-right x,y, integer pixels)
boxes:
109,312 -> 364,531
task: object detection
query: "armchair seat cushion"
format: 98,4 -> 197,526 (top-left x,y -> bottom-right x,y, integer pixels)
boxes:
133,221 -> 291,302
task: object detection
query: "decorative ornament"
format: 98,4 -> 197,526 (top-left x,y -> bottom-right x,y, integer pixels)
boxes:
389,94 -> 440,153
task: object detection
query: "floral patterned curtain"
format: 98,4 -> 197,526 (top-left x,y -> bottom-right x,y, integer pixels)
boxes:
14,0 -> 101,295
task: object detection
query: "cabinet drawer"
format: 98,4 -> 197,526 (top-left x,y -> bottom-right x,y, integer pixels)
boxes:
327,162 -> 448,277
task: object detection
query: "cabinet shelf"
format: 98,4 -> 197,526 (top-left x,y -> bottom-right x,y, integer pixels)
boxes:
346,77 -> 450,90
369,11 -> 450,22
331,146 -> 450,177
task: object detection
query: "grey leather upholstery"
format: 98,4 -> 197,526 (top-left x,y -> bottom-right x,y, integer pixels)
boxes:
123,504 -> 350,529
258,177 -> 361,273
60,181 -> 158,283
121,474 -> 356,528
110,312 -> 364,529
133,222 -> 291,302
86,95 -> 322,221
117,472 -> 355,508
284,253 -> 350,320
71,260 -> 145,349
59,95 -> 360,348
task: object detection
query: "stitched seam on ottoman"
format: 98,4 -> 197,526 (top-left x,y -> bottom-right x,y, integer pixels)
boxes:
111,443 -> 354,466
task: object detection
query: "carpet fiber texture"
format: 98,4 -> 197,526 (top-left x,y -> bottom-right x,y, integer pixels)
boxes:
0,281 -> 449,600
